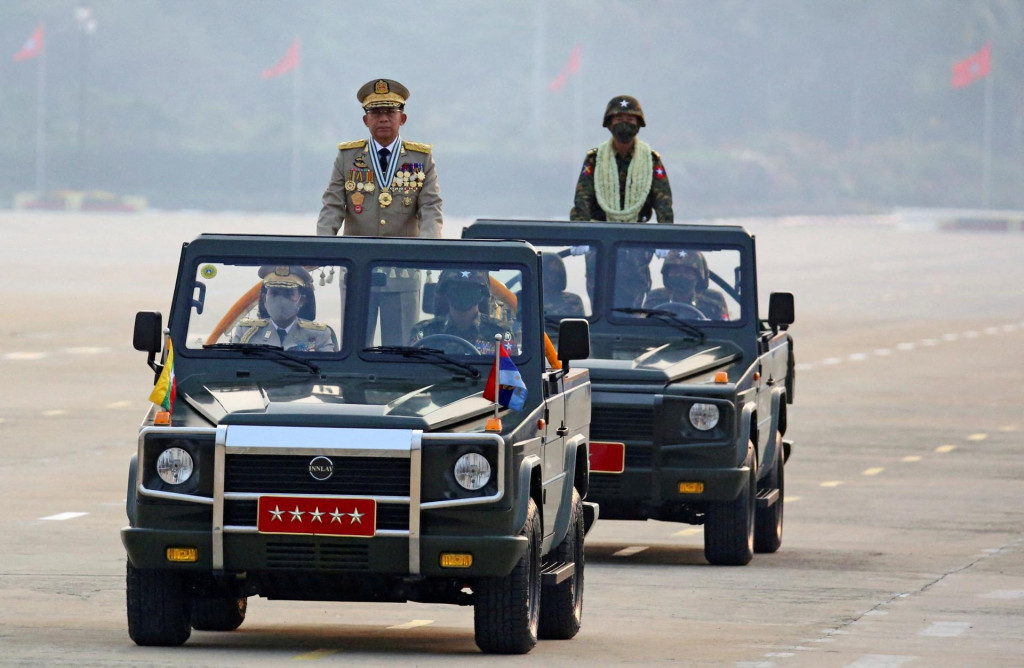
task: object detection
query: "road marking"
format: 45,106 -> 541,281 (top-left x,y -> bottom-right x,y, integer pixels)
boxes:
895,342 -> 915,351
3,351 -> 49,360
920,338 -> 938,346
963,330 -> 979,338
979,589 -> 1024,599
1002,324 -> 1017,332
998,425 -> 1018,432
43,409 -> 66,417
966,433 -> 987,441
0,417 -> 5,424
672,527 -> 703,537
935,445 -> 956,453
847,352 -> 867,362
106,400 -> 133,409
64,346 -> 112,355
844,656 -> 915,668
942,333 -> 959,341
862,467 -> 884,476
388,619 -> 433,630
293,649 -> 339,660
918,621 -> 970,637
821,357 -> 842,366
820,481 -> 844,488
787,496 -> 801,502
40,512 -> 89,521
873,348 -> 892,356
795,363 -> 814,371
983,326 -> 1000,335
900,455 -> 922,462
612,545 -> 649,557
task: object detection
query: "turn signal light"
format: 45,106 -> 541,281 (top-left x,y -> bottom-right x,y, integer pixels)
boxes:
440,553 -> 473,568
166,547 -> 198,562
678,482 -> 705,494
714,371 -> 728,384
154,411 -> 171,425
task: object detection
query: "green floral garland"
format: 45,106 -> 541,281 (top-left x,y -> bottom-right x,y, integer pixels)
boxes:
594,138 -> 653,222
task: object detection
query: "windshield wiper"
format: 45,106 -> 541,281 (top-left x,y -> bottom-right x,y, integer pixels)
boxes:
204,342 -> 321,374
612,307 -> 707,343
363,346 -> 481,379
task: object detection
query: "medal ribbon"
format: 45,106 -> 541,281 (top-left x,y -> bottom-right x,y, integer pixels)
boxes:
370,136 -> 402,194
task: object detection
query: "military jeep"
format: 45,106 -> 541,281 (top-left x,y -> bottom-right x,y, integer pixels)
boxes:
464,220 -> 794,566
124,233 -> 593,654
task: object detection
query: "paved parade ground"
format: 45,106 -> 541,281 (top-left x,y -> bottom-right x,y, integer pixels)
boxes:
1,211 -> 1022,667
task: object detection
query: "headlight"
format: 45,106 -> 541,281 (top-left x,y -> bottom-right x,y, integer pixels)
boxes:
688,403 -> 720,431
156,447 -> 194,485
454,453 -> 491,491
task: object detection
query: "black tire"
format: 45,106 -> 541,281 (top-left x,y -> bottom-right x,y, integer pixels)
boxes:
704,450 -> 756,566
539,489 -> 584,640
474,498 -> 541,654
126,559 -> 192,646
754,435 -> 784,554
191,595 -> 247,631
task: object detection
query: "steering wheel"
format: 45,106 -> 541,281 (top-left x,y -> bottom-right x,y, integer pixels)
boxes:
412,334 -> 481,355
652,301 -> 709,321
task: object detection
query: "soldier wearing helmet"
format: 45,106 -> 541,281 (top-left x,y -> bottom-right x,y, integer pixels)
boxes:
230,266 -> 337,351
569,95 -> 673,224
408,269 -> 514,354
644,251 -> 729,320
542,252 -> 585,316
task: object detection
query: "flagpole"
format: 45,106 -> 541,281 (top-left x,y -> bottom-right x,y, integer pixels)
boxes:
35,26 -> 47,195
290,42 -> 302,211
981,67 -> 993,209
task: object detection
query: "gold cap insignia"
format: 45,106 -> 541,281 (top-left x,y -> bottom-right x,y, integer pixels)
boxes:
374,80 -> 389,94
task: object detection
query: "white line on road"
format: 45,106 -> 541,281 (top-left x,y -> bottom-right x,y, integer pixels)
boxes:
862,467 -> 884,476
820,481 -> 844,488
966,433 -> 987,441
900,455 -> 922,462
979,590 -> 1024,599
935,445 -> 956,453
873,348 -> 892,356
821,357 -> 842,366
896,342 -> 916,351
844,655 -> 915,668
2,351 -> 49,360
847,352 -> 868,362
918,621 -> 971,637
40,512 -> 89,521
672,527 -> 702,537
43,409 -> 67,417
612,545 -> 649,557
105,400 -> 133,409
64,346 -> 112,355
942,333 -> 959,341
388,619 -> 434,630
920,338 -> 938,346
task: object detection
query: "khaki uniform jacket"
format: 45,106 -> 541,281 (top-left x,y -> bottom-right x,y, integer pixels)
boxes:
316,139 -> 442,238
230,318 -> 336,352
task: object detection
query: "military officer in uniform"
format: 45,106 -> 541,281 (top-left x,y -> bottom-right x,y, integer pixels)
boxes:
408,269 -> 513,355
643,251 -> 729,320
316,78 -> 442,345
230,266 -> 336,351
542,252 -> 585,316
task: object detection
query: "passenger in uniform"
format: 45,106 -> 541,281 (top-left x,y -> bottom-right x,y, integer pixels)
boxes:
316,78 -> 442,345
568,96 -> 673,308
542,252 -> 585,316
231,266 -> 336,351
409,270 -> 513,355
643,251 -> 729,320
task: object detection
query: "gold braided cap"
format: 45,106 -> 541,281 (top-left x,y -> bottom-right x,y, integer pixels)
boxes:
358,79 -> 409,109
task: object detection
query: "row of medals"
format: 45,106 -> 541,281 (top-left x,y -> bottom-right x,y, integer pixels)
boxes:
346,166 -> 426,210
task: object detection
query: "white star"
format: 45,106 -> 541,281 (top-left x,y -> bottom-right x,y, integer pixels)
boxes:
269,505 -> 284,521
289,506 -> 305,522
460,270 -> 471,278
330,507 -> 346,523
619,98 -> 629,108
349,507 -> 365,524
309,507 -> 325,523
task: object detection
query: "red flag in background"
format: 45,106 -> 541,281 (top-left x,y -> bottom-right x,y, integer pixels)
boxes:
13,23 -> 44,62
547,43 -> 581,92
951,44 -> 991,88
261,39 -> 300,79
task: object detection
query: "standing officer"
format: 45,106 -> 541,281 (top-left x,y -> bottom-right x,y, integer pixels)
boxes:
569,95 -> 674,309
316,78 -> 443,344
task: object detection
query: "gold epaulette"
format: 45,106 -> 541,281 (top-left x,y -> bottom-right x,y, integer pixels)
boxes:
402,140 -> 433,154
337,139 -> 368,151
586,148 -> 598,155
298,320 -> 328,331
239,317 -> 269,327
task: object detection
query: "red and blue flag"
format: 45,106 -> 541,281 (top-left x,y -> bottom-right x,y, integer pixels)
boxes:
483,345 -> 527,411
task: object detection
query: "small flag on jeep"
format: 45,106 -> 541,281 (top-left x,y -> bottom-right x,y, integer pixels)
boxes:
483,344 -> 527,411
148,340 -> 176,411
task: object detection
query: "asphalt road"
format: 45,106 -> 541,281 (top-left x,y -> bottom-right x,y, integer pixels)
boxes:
1,211 -> 1022,667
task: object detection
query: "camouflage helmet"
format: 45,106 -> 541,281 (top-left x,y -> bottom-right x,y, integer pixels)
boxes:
662,250 -> 709,291
438,269 -> 490,289
435,269 -> 491,313
603,95 -> 646,128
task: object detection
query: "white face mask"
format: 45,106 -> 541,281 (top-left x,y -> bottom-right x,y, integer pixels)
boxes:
266,294 -> 301,323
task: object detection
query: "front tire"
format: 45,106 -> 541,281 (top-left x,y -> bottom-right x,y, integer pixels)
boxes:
704,450 -> 756,566
191,595 -> 247,631
755,435 -> 784,553
539,489 -> 584,639
474,498 -> 541,654
126,559 -> 192,646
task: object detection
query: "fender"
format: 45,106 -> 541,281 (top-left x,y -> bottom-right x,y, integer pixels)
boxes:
761,387 -> 787,480
549,434 -> 586,551
737,401 -> 756,465
125,455 -> 138,525
513,454 -> 542,532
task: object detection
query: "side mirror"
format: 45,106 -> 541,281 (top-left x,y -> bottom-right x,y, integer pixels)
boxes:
767,292 -> 794,331
133,311 -> 163,353
557,318 -> 590,370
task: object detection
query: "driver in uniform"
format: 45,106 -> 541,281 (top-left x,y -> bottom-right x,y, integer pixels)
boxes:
408,269 -> 513,354
231,266 -> 336,351
643,251 -> 729,320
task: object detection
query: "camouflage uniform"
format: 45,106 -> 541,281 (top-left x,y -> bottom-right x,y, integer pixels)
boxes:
541,252 -> 586,316
545,292 -> 586,317
643,288 -> 729,321
408,313 -> 512,355
643,250 -> 730,320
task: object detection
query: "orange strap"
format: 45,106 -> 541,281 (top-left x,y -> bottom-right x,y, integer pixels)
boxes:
544,332 -> 562,370
205,281 -> 263,346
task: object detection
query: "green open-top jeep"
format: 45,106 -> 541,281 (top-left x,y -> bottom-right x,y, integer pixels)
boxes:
125,233 -> 592,653
464,220 -> 794,566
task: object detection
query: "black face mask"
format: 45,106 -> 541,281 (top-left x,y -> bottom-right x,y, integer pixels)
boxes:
664,274 -> 697,295
448,284 -> 484,311
611,121 -> 639,144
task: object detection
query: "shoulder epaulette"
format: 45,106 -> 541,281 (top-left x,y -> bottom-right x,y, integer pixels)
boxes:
586,148 -> 598,155
402,140 -> 433,154
337,139 -> 368,151
652,150 -> 661,159
298,320 -> 328,331
239,317 -> 268,327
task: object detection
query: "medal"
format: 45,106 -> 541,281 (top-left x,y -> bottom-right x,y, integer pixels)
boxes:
402,196 -> 413,206
344,180 -> 356,192
379,192 -> 392,207
354,205 -> 363,214
364,182 -> 375,193
356,182 -> 365,192
351,192 -> 364,206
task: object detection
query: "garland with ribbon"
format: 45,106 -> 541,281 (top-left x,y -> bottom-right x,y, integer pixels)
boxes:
594,138 -> 653,222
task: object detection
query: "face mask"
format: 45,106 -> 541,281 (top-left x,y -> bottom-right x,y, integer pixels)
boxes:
448,284 -> 483,311
266,294 -> 301,322
611,121 -> 639,143
664,274 -> 697,295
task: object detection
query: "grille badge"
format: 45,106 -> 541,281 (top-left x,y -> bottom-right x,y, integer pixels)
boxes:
308,456 -> 334,481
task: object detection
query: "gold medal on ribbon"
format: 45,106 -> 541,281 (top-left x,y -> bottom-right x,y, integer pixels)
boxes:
364,182 -> 375,193
351,192 -> 365,206
344,181 -> 356,192
379,192 -> 392,207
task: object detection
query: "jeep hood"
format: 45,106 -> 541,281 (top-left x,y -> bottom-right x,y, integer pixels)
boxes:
578,342 -> 742,384
179,377 -> 495,430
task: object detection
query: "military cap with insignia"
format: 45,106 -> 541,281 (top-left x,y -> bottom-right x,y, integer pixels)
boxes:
358,78 -> 410,110
603,95 -> 646,127
258,265 -> 313,288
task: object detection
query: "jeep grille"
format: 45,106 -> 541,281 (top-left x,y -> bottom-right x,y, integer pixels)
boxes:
225,454 -> 411,496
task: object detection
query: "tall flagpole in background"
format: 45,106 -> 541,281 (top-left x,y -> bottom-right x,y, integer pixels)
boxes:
290,42 -> 303,211
34,35 -> 47,194
981,66 -> 993,209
